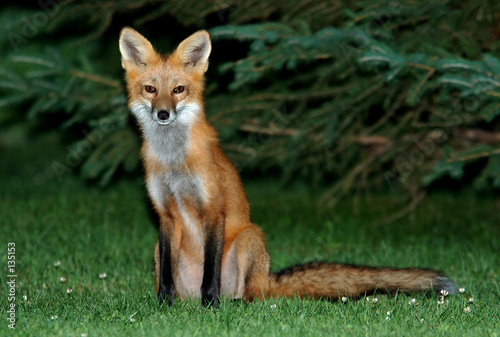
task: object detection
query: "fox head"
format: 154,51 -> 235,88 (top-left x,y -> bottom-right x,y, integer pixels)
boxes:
119,28 -> 211,128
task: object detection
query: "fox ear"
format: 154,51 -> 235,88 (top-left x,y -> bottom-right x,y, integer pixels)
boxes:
119,27 -> 156,69
174,30 -> 211,73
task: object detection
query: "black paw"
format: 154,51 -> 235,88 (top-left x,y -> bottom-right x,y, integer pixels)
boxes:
202,294 -> 220,308
231,298 -> 244,306
158,287 -> 175,307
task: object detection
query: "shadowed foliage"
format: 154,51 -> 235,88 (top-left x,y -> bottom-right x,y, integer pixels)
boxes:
0,1 -> 499,218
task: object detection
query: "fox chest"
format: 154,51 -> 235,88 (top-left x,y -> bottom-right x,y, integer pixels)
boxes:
147,170 -> 206,217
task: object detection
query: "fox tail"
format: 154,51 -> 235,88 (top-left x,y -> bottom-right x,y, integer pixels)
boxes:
267,262 -> 456,300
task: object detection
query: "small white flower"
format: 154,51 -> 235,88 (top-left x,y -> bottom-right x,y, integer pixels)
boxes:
341,296 -> 348,303
42,283 -> 47,289
67,288 -> 73,294
420,318 -> 425,323
366,297 -> 370,301
468,297 -> 474,303
463,306 -> 471,313
437,297 -> 444,304
128,311 -> 138,322
51,315 -> 58,320
99,273 -> 107,279
386,311 -> 391,316
53,261 -> 61,268
23,295 -> 28,301
81,334 -> 88,337
440,289 -> 449,297
409,298 -> 416,305
372,297 -> 378,303
458,288 -> 465,293
270,304 -> 277,309
59,277 -> 66,283
385,316 -> 390,320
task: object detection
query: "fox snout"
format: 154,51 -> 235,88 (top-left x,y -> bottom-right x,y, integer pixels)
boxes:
157,110 -> 170,121
151,107 -> 176,125
129,101 -> 177,126
131,100 -> 201,127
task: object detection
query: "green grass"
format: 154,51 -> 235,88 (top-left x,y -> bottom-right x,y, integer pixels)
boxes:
0,132 -> 499,336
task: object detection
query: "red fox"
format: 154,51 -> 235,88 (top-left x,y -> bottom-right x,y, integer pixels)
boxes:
118,27 -> 456,307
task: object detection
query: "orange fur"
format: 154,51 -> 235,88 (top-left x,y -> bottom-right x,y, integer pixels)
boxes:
119,28 -> 455,307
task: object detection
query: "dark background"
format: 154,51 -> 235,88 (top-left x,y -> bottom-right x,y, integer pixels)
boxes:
1,0 -> 499,218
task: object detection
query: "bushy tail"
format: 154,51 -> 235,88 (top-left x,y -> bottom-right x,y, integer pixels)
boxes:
267,262 -> 456,300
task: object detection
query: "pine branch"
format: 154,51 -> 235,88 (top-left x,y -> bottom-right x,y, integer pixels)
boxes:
68,70 -> 121,88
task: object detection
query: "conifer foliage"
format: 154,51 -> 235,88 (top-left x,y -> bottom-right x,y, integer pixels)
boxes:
1,1 -> 499,213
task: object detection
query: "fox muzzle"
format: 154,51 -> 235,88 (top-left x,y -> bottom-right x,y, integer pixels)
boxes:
157,110 -> 170,121
152,108 -> 176,125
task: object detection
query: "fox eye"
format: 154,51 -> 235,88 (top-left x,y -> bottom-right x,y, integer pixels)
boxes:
173,85 -> 185,94
145,85 -> 156,93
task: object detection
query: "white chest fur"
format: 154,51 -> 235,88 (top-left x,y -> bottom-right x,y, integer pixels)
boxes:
147,169 -> 206,246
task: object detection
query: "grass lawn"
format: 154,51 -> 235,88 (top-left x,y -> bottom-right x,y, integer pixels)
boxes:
0,132 -> 499,336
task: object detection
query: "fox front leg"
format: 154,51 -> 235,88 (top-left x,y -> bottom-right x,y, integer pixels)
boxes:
201,223 -> 224,308
157,230 -> 176,306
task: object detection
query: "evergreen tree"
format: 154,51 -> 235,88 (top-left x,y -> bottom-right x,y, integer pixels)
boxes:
1,1 -> 499,218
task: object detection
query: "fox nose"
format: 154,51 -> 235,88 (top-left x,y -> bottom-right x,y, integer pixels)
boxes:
157,110 -> 170,121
